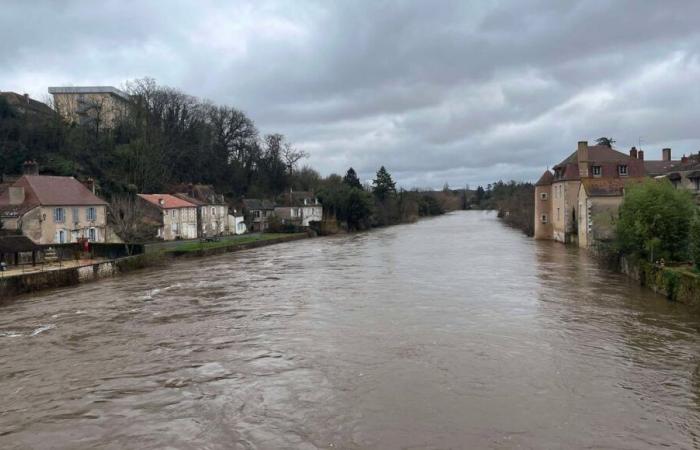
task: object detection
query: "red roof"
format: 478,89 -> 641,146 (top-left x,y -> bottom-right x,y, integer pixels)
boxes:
535,170 -> 554,186
138,194 -> 197,209
0,175 -> 107,212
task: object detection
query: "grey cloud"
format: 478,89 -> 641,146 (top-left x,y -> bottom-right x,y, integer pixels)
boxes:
2,0 -> 700,188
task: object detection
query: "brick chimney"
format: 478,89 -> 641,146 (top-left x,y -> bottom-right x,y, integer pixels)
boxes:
637,149 -> 644,160
22,160 -> 38,175
9,187 -> 25,205
682,154 -> 688,164
577,141 -> 589,178
629,146 -> 638,159
84,177 -> 96,194
662,148 -> 672,162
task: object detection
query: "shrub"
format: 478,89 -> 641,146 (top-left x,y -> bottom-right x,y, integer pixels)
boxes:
615,179 -> 695,262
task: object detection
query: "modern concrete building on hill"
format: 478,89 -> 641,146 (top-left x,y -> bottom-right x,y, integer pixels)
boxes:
49,86 -> 130,128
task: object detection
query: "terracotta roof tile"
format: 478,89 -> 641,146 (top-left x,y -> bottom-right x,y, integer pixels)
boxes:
138,194 -> 197,209
0,175 -> 107,212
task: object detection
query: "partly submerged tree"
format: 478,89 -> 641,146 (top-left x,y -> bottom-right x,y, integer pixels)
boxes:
596,137 -> 616,148
615,179 -> 696,262
372,166 -> 396,201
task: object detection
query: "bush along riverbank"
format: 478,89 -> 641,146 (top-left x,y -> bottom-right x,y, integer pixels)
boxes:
602,179 -> 700,309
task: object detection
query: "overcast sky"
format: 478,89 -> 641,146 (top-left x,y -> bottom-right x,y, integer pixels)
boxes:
2,1 -> 699,188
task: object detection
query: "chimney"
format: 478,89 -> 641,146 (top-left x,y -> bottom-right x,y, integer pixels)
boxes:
662,148 -> 672,162
577,140 -> 589,178
9,187 -> 25,205
629,146 -> 638,159
85,177 -> 96,194
682,154 -> 688,164
187,183 -> 194,197
22,160 -> 38,175
23,93 -> 29,104
637,150 -> 644,160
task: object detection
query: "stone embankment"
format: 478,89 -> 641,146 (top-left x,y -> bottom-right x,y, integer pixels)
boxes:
620,257 -> 700,308
0,233 -> 310,300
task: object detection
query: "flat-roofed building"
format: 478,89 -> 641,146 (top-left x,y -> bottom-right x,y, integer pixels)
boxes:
48,86 -> 130,128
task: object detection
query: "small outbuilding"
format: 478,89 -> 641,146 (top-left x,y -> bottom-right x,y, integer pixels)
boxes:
0,235 -> 42,268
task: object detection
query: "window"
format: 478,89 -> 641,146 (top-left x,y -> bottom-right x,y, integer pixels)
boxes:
211,207 -> 216,216
72,207 -> 79,223
541,214 -> 548,224
618,165 -> 628,176
254,210 -> 261,218
56,229 -> 66,244
172,209 -> 176,217
694,178 -> 700,191
592,166 -> 602,177
53,208 -> 65,223
557,208 -> 560,221
88,228 -> 97,242
540,192 -> 548,200
86,207 -> 96,221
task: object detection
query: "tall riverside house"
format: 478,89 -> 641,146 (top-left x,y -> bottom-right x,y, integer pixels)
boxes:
173,184 -> 229,237
137,194 -> 198,241
534,140 -> 646,248
0,169 -> 109,245
48,86 -> 130,128
533,170 -> 553,240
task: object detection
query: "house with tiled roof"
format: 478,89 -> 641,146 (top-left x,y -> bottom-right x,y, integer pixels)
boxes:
137,194 -> 198,240
0,165 -> 109,244
173,184 -> 229,237
242,198 -> 276,231
534,141 -> 646,247
0,92 -> 55,117
274,191 -> 323,227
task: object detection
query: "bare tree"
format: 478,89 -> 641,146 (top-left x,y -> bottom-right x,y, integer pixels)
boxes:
282,142 -> 308,175
109,195 -> 156,254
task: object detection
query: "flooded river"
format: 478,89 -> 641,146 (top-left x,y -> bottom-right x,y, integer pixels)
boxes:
1,211 -> 699,449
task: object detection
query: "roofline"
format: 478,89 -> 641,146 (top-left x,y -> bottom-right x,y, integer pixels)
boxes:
48,86 -> 130,101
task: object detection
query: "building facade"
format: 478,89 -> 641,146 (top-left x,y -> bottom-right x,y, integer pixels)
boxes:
0,174 -> 109,245
242,199 -> 276,232
48,86 -> 130,128
174,185 -> 228,237
274,191 -> 323,227
535,140 -> 647,248
137,194 -> 198,240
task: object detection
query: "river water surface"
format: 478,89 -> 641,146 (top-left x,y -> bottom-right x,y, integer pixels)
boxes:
1,211 -> 699,449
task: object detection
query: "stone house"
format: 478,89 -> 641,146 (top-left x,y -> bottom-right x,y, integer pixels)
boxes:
576,178 -> 644,249
173,185 -> 228,237
48,86 -> 130,128
0,92 -> 55,117
242,199 -> 276,232
228,211 -> 247,235
0,171 -> 109,245
646,149 -> 700,201
274,191 -> 323,227
534,140 -> 647,247
137,194 -> 198,240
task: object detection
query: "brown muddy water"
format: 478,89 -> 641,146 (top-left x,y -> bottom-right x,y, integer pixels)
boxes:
1,211 -> 699,449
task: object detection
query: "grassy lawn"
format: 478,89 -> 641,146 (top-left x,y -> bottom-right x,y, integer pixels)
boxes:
169,233 -> 303,253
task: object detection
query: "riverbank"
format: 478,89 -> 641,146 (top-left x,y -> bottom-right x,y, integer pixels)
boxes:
0,233 -> 310,300
619,257 -> 700,308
